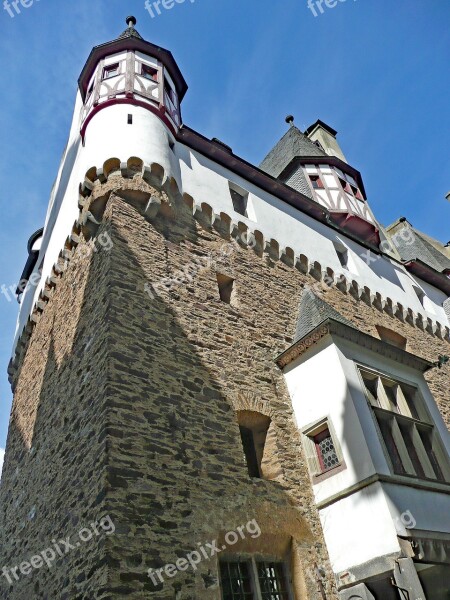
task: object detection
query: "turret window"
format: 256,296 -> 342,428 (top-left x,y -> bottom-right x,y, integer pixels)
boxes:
142,64 -> 158,81
103,63 -> 120,80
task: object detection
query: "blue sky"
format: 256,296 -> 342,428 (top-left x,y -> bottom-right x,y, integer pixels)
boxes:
0,0 -> 449,467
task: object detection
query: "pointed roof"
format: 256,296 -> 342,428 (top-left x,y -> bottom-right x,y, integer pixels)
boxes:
259,125 -> 326,179
386,219 -> 450,273
118,17 -> 143,40
294,288 -> 353,342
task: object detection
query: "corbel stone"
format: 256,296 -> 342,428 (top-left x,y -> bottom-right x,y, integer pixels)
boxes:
405,308 -> 415,326
144,195 -> 161,219
309,261 -> 322,281
296,254 -> 309,275
281,247 -> 295,267
264,238 -> 280,261
384,297 -> 394,316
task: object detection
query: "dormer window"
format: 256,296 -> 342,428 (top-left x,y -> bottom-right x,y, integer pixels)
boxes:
102,63 -> 120,80
339,177 -> 352,193
309,174 -> 324,189
142,64 -> 158,81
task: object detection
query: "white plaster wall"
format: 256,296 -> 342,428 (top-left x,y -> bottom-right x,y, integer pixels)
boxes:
283,340 -> 377,505
319,483 -> 401,574
383,483 -> 450,536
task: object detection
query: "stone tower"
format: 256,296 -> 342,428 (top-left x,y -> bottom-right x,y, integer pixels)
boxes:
1,17 -> 449,600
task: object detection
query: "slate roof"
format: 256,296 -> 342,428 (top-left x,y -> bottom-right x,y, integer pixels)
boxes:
259,126 -> 326,179
118,25 -> 143,40
294,288 -> 353,342
386,220 -> 450,273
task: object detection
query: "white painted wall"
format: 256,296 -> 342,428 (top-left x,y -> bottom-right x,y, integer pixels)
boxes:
318,483 -> 401,574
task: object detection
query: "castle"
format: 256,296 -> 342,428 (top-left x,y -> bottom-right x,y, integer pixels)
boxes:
1,17 -> 449,600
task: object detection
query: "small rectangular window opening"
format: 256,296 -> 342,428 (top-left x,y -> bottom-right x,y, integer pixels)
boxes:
142,64 -> 158,81
239,426 -> 261,478
216,273 -> 235,305
309,174 -> 324,189
103,63 -> 120,80
413,286 -> 426,308
127,114 -> 133,125
229,186 -> 248,217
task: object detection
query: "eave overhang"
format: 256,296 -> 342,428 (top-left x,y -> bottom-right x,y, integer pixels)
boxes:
276,317 -> 434,372
78,37 -> 188,102
404,259 -> 450,296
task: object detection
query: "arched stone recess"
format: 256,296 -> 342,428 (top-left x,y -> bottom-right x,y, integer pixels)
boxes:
190,499 -> 328,600
231,391 -> 273,418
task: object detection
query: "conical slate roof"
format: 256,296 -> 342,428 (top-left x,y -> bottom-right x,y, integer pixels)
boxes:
294,288 -> 353,342
118,17 -> 143,40
260,126 -> 326,179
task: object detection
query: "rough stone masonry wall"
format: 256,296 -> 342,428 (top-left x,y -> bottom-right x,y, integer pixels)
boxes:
0,226 -> 112,599
1,166 -> 449,600
101,185 -> 337,599
99,174 -> 449,599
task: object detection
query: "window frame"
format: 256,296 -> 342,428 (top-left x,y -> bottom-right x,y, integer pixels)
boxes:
358,365 -> 450,483
141,63 -> 159,82
102,63 -> 120,80
301,417 -> 346,483
219,556 -> 294,600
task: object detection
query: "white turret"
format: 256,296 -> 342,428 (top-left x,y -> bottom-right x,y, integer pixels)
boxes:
13,17 -> 187,351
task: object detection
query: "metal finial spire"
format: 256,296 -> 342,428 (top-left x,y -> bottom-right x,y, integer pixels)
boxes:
126,16 -> 137,28
285,115 -> 295,127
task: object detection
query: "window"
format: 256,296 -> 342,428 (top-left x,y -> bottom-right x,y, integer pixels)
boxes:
309,174 -> 324,189
87,81 -> 94,99
413,286 -> 426,308
127,114 -> 133,125
314,429 -> 340,472
237,411 -> 271,479
164,78 -> 175,103
339,177 -> 351,193
360,368 -> 449,482
302,418 -> 344,481
102,63 -> 120,80
217,273 -> 236,305
334,244 -> 348,269
229,186 -> 249,217
220,559 -> 291,600
142,64 -> 158,81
